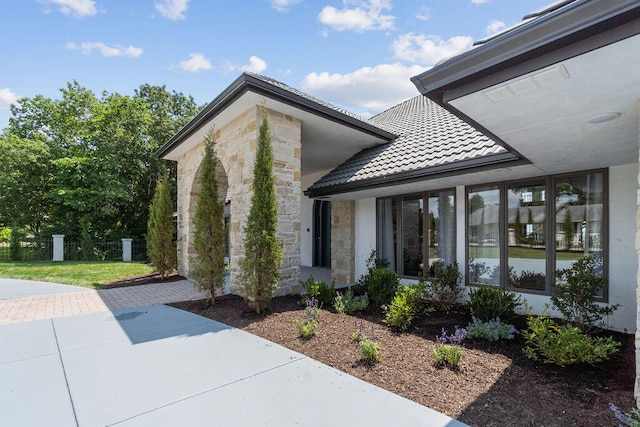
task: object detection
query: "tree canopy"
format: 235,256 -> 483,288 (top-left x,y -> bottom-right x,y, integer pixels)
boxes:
0,81 -> 201,240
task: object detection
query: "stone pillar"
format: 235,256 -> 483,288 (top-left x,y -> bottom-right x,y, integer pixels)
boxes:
122,238 -> 132,262
52,235 -> 64,261
331,200 -> 356,284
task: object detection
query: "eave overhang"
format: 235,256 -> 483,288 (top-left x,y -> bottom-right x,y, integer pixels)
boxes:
156,73 -> 396,160
411,0 -> 640,109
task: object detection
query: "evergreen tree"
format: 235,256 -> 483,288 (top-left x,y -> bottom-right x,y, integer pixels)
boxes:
191,133 -> 226,304
239,114 -> 283,314
146,171 -> 176,279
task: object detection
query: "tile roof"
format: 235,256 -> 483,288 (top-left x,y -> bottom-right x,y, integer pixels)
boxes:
306,95 -> 518,197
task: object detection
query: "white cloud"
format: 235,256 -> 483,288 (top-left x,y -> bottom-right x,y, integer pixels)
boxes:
415,6 -> 430,22
178,53 -> 213,72
301,62 -> 427,116
319,0 -> 395,32
66,42 -> 143,57
391,33 -> 473,65
486,19 -> 506,35
155,0 -> 189,20
471,0 -> 489,4
225,56 -> 268,74
0,88 -> 19,109
39,0 -> 97,18
270,0 -> 301,12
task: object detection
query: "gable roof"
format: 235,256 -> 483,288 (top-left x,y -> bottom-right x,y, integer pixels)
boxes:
305,95 -> 523,198
157,72 -> 395,160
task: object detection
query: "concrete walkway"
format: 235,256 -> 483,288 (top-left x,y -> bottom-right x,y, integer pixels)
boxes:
0,279 -> 467,427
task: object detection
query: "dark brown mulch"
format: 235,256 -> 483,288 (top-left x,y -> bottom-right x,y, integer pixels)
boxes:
170,294 -> 636,427
100,268 -> 186,289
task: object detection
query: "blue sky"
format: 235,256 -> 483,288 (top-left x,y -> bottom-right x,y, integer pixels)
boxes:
0,0 -> 554,130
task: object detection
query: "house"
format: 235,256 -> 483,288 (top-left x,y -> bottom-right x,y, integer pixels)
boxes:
158,2 -> 639,346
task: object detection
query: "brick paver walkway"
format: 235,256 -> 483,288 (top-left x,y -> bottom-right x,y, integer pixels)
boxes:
0,280 -> 207,325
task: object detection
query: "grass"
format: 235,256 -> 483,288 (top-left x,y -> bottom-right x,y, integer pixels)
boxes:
469,246 -> 583,260
0,260 -> 155,289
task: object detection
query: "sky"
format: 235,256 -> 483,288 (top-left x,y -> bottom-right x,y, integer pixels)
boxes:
0,0 -> 555,130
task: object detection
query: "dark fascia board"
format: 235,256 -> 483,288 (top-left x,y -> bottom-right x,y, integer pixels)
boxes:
304,151 -> 527,199
411,0 -> 640,104
156,73 -> 397,159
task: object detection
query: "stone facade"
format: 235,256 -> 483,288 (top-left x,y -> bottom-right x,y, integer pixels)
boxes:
175,105 -> 302,296
331,200 -> 356,284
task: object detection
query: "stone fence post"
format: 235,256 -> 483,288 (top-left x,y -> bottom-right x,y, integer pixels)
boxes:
122,238 -> 132,262
52,235 -> 65,261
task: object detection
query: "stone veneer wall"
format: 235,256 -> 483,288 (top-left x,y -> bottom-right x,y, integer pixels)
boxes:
175,105 -> 302,296
331,200 -> 356,284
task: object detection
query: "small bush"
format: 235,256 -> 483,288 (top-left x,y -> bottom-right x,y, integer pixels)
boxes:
364,268 -> 400,310
433,344 -> 462,368
523,313 -> 620,366
295,319 -> 318,339
295,297 -> 320,339
383,284 -> 432,331
426,260 -> 463,312
552,256 -> 619,332
300,276 -> 335,306
9,227 -> 23,261
383,291 -> 414,331
466,317 -> 518,341
334,290 -> 368,313
468,285 -> 521,323
359,338 -> 382,363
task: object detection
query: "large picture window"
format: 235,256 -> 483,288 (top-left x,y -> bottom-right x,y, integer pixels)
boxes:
466,170 -> 607,296
377,189 -> 455,278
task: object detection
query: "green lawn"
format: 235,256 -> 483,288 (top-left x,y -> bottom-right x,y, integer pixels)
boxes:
469,246 -> 583,261
0,261 -> 154,289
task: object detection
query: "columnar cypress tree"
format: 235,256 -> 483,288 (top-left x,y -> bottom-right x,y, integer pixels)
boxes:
191,133 -> 226,304
147,171 -> 176,279
239,113 -> 283,314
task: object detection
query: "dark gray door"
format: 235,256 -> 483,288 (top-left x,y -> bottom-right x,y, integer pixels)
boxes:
313,200 -> 331,268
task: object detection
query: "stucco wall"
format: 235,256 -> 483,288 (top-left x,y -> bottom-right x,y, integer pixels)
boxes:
355,198 -> 377,280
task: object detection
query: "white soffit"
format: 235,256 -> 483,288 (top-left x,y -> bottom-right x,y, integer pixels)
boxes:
449,34 -> 640,174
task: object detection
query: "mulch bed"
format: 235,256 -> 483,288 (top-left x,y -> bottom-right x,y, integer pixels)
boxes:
170,294 -> 636,427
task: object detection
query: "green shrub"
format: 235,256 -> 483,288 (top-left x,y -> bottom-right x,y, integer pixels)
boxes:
383,290 -> 414,331
9,227 -> 23,261
295,319 -> 318,339
552,256 -> 619,332
425,260 -> 463,312
359,337 -> 382,363
523,313 -> 620,366
383,284 -> 432,331
433,344 -> 462,369
468,285 -> 522,323
361,268 -> 400,310
334,290 -> 368,313
466,317 -> 518,341
0,227 -> 11,243
300,276 -> 335,306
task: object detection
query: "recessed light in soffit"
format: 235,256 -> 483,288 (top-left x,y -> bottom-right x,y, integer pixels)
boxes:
484,65 -> 570,102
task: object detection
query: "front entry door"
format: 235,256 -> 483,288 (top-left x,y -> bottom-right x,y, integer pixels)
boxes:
313,200 -> 331,268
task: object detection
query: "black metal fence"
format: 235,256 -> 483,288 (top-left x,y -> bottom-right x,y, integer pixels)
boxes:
0,238 -> 147,262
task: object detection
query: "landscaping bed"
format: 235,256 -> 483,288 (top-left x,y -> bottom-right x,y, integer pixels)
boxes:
170,294 -> 635,427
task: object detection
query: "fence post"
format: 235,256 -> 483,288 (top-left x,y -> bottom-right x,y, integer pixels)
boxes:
52,235 -> 65,261
122,238 -> 132,262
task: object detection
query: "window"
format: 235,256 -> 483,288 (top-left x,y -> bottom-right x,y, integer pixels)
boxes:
467,186 -> 501,286
466,170 -> 607,296
377,189 -> 455,278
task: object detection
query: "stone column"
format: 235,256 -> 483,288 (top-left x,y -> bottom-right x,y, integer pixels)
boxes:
52,235 -> 64,261
121,238 -> 132,262
331,200 -> 356,284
